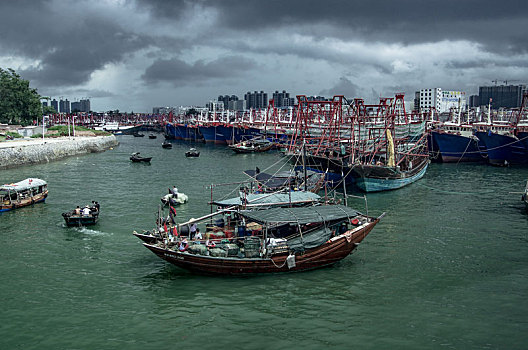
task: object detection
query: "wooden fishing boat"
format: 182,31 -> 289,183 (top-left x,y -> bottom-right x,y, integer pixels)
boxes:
135,205 -> 383,275
62,204 -> 99,227
228,137 -> 274,154
0,178 -> 48,212
162,140 -> 172,149
185,148 -> 200,157
352,156 -> 430,192
149,134 -> 157,139
132,132 -> 145,137
130,152 -> 152,162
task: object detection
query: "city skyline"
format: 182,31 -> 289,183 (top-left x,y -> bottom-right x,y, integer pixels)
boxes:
1,0 -> 527,113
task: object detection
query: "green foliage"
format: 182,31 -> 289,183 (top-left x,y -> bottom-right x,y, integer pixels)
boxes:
46,125 -> 111,136
6,131 -> 22,138
42,105 -> 57,115
0,68 -> 43,125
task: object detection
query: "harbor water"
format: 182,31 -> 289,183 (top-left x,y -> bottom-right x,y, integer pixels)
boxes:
1,135 -> 527,349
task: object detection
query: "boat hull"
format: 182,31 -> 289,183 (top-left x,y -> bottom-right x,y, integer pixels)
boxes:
475,131 -> 528,165
430,131 -> 486,163
142,220 -> 378,275
63,215 -> 98,227
217,125 -> 261,145
199,125 -> 227,144
354,159 -> 429,192
0,192 -> 47,212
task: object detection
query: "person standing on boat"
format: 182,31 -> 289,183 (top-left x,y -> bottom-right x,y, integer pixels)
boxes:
170,186 -> 179,199
190,222 -> 197,238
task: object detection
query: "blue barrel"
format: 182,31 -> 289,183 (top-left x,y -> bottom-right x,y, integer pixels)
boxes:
214,218 -> 225,228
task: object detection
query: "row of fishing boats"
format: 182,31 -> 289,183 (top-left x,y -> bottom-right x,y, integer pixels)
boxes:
162,92 -> 528,192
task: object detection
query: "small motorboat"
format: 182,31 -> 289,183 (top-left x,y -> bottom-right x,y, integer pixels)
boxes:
130,152 -> 152,163
228,137 -> 274,153
162,140 -> 173,149
62,204 -> 99,227
149,134 -> 157,139
185,148 -> 200,157
132,132 -> 145,137
161,193 -> 189,206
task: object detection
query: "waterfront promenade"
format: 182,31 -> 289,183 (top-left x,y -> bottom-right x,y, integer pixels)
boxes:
0,135 -> 118,169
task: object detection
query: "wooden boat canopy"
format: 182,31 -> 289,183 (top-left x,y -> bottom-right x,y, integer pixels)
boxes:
212,191 -> 320,208
239,204 -> 359,225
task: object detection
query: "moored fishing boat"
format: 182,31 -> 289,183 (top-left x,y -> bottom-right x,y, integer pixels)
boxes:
428,123 -> 486,163
199,123 -> 227,144
0,178 -> 48,212
161,140 -> 172,148
134,205 -> 383,275
228,137 -> 274,153
353,156 -> 430,192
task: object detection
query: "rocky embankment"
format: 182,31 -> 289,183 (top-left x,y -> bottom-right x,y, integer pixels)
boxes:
0,135 -> 118,169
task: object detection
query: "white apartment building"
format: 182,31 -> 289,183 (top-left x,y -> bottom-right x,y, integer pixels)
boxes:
416,88 -> 466,113
418,88 -> 442,112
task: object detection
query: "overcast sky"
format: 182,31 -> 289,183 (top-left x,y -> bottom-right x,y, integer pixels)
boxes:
1,0 -> 527,113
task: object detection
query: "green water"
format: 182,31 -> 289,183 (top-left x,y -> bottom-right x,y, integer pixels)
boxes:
1,135 -> 527,349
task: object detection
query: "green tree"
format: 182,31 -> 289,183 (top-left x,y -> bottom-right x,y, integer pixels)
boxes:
42,105 -> 56,115
0,68 -> 43,125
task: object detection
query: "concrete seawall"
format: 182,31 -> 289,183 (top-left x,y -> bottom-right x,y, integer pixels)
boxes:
0,135 -> 118,169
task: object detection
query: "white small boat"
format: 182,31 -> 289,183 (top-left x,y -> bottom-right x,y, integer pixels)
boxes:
161,193 -> 188,206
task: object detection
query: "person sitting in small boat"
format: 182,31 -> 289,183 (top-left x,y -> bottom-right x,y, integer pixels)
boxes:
74,206 -> 81,215
82,206 -> 91,216
179,238 -> 189,252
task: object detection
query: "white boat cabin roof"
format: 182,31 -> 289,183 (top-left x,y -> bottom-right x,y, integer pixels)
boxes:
0,178 -> 47,192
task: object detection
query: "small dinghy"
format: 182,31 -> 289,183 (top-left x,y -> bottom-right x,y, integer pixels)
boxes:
162,140 -> 172,149
149,134 -> 157,139
130,152 -> 152,162
161,193 -> 188,206
185,148 -> 200,157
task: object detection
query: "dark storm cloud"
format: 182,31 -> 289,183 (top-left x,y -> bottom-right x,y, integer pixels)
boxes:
0,1 -> 151,86
141,0 -> 528,53
320,77 -> 359,99
142,56 -> 258,85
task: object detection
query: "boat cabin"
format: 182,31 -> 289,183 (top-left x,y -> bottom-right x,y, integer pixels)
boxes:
0,178 -> 48,212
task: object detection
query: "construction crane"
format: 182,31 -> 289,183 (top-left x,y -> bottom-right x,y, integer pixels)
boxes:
492,79 -> 499,85
503,80 -> 519,85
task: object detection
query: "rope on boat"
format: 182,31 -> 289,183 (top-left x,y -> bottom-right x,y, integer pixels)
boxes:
270,254 -> 289,269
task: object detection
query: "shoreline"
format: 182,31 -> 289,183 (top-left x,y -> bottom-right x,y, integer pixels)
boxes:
0,135 -> 118,169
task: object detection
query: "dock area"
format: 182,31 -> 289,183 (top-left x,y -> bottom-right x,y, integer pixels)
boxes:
0,135 -> 118,169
